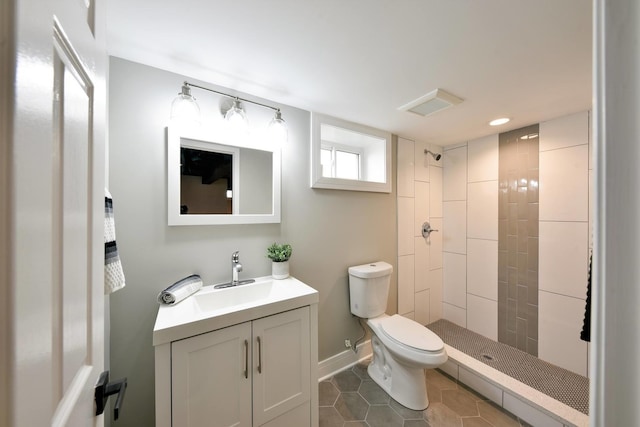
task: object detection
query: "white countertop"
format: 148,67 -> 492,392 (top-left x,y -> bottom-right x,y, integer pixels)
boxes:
153,276 -> 319,346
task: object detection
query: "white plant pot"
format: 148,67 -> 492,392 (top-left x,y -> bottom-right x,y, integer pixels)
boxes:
272,260 -> 289,279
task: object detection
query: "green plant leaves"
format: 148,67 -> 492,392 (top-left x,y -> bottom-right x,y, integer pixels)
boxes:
266,242 -> 292,262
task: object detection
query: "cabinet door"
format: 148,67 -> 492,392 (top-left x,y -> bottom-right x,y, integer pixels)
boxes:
172,322 -> 252,427
252,307 -> 311,426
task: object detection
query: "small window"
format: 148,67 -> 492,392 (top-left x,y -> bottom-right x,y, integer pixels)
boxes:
311,113 -> 391,193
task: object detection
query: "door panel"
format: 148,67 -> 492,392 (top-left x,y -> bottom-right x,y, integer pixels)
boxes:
252,307 -> 310,426
57,30 -> 92,394
51,19 -> 99,426
172,322 -> 253,427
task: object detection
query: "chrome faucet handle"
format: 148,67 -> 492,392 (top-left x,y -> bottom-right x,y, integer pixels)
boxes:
422,221 -> 439,238
232,251 -> 240,263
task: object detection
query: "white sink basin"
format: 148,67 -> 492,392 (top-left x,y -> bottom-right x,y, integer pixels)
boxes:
194,278 -> 276,313
153,275 -> 318,345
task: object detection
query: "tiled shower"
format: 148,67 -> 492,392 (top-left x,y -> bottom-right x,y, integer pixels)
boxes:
397,111 -> 591,377
396,138 -> 443,325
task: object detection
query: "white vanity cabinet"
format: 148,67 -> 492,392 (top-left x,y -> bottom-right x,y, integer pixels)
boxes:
153,276 -> 319,427
171,308 -> 310,427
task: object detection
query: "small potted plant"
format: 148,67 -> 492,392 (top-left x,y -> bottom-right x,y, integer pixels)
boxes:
267,242 -> 292,279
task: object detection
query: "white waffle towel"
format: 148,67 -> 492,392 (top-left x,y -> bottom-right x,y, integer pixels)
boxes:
105,189 -> 126,294
157,274 -> 203,305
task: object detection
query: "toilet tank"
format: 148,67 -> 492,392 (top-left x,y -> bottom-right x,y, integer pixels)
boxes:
348,261 -> 393,318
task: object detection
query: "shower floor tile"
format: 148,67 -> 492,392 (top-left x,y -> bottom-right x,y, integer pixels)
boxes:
319,360 -> 531,427
427,319 -> 589,415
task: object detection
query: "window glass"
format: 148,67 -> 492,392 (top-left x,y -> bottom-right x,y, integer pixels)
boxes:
321,148 -> 332,178
335,150 -> 359,180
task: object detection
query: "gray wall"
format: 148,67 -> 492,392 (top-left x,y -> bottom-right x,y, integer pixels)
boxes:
108,57 -> 397,426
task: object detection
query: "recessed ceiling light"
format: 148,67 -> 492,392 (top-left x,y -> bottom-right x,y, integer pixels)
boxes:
489,117 -> 510,126
398,89 -> 463,117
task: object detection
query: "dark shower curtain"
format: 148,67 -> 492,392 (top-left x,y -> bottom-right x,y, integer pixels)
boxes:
580,252 -> 592,342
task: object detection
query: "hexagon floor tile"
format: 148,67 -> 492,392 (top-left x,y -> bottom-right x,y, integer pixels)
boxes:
319,359 -> 533,427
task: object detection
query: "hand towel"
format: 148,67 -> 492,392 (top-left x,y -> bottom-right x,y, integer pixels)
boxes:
157,274 -> 203,305
105,189 -> 126,294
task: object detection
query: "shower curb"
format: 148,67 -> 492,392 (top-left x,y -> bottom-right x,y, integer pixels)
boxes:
429,320 -> 589,427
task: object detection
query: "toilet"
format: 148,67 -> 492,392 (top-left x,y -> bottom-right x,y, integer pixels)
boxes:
348,261 -> 447,410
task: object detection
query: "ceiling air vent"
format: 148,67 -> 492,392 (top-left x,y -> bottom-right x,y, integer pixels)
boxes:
398,89 -> 463,117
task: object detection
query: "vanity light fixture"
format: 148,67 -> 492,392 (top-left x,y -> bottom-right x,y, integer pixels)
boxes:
170,81 -> 288,142
489,117 -> 510,126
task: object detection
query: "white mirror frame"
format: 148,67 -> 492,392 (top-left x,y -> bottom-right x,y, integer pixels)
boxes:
310,112 -> 392,193
167,126 -> 281,225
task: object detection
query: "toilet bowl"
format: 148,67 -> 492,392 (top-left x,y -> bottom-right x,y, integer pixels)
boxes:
366,314 -> 447,410
348,261 -> 447,410
369,314 -> 448,367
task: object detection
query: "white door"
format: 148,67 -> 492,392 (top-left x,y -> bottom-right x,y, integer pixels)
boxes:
1,0 -> 107,424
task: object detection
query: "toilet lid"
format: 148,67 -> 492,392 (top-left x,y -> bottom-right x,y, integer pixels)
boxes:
379,315 -> 444,352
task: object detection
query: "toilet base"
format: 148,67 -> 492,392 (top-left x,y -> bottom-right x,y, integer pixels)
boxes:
367,336 -> 429,411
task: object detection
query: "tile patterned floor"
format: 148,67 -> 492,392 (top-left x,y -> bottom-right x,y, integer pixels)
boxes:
319,361 -> 533,427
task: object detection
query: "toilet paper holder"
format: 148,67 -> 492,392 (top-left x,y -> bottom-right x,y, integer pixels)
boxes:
422,221 -> 439,238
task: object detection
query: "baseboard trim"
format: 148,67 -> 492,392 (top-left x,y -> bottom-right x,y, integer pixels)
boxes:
318,340 -> 372,381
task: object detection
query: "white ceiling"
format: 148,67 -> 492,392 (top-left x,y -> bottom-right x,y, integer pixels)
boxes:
106,1 -> 592,146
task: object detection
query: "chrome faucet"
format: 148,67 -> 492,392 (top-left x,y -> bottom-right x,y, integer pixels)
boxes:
231,251 -> 242,285
213,251 -> 254,289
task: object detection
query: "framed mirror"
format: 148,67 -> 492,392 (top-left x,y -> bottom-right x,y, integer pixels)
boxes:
310,113 -> 392,193
167,126 -> 281,225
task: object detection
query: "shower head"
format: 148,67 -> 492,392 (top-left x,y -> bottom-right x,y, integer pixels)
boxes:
424,149 -> 442,161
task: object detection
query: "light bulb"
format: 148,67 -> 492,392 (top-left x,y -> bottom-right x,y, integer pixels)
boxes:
170,84 -> 200,126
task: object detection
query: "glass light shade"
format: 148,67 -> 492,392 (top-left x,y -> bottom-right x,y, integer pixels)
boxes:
170,85 -> 200,126
224,100 -> 249,133
268,110 -> 288,143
